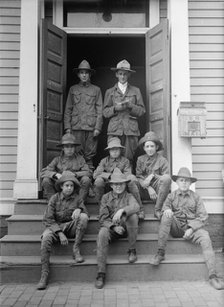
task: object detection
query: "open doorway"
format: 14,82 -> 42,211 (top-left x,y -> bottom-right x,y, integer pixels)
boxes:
66,36 -> 147,167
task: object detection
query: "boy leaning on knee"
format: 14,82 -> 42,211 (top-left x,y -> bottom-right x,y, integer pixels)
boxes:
150,167 -> 224,290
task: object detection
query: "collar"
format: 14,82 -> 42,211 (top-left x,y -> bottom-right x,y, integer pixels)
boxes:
111,190 -> 127,200
79,81 -> 91,87
60,191 -> 76,201
109,156 -> 121,163
145,153 -> 158,161
177,189 -> 191,197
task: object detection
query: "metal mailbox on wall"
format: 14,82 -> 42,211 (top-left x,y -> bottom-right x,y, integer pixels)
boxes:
178,101 -> 207,138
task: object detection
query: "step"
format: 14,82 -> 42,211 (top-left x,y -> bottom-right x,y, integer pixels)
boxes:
0,254 -> 208,284
0,234 -> 201,256
7,214 -> 160,235
14,199 -> 155,215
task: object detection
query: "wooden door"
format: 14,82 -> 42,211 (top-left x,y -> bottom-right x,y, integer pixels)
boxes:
146,19 -> 171,162
39,19 -> 67,171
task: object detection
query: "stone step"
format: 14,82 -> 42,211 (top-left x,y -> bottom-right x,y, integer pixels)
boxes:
0,254 -> 208,284
14,199 -> 155,215
0,234 -> 201,256
7,214 -> 160,235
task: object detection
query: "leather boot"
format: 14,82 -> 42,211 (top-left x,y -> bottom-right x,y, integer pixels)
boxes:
95,272 -> 106,289
37,272 -> 48,290
150,249 -> 165,266
73,246 -> 84,263
128,248 -> 137,263
209,275 -> 224,290
72,226 -> 86,263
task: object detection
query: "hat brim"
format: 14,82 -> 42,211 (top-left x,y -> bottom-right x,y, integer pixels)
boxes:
105,145 -> 125,150
110,68 -> 136,73
73,68 -> 95,74
55,177 -> 81,191
172,175 -> 197,183
109,179 -> 130,184
56,142 -> 81,147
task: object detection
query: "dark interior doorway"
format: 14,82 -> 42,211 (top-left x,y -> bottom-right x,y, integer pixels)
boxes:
66,36 -> 146,167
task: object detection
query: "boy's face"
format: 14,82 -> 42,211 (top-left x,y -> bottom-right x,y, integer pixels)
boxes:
78,69 -> 90,83
111,182 -> 126,195
109,147 -> 121,159
143,140 -> 158,156
116,70 -> 130,84
176,177 -> 191,192
61,180 -> 74,196
63,144 -> 76,157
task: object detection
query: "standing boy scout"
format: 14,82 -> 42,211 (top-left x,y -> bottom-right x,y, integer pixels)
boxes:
150,167 -> 224,290
103,60 -> 145,163
37,171 -> 89,290
93,137 -> 144,219
136,131 -> 171,219
95,168 -> 140,289
40,134 -> 91,202
64,60 -> 103,170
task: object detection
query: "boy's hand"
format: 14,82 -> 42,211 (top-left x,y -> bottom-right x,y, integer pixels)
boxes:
147,186 -> 157,200
72,208 -> 81,220
112,209 -> 124,223
114,102 -> 127,111
93,129 -> 100,137
183,228 -> 193,240
164,209 -> 173,218
55,173 -> 62,180
143,174 -> 154,187
58,232 -> 68,245
113,225 -> 125,235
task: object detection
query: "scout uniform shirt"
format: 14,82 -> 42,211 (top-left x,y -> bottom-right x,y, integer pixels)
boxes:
93,156 -> 132,180
43,191 -> 88,233
136,153 -> 169,181
99,190 -> 140,229
162,189 -> 208,231
64,82 -> 103,132
103,83 -> 145,137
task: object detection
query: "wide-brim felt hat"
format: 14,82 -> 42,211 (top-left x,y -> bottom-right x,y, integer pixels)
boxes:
105,137 -> 125,150
111,59 -> 136,73
73,60 -> 95,73
172,167 -> 197,183
138,131 -> 163,151
55,170 -> 80,191
56,134 -> 81,147
109,168 -> 130,184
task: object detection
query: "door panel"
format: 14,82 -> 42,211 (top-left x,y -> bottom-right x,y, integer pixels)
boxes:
146,19 -> 171,162
39,19 -> 67,170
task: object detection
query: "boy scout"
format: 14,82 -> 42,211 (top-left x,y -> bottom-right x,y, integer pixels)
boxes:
136,131 -> 171,219
103,60 -> 145,163
37,171 -> 89,290
93,137 -> 144,219
150,167 -> 224,290
40,134 -> 91,201
64,60 -> 103,170
95,168 -> 140,289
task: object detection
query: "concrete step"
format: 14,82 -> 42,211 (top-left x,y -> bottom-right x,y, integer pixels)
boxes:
0,254 -> 208,284
7,214 -> 160,235
14,199 -> 155,215
0,234 -> 201,256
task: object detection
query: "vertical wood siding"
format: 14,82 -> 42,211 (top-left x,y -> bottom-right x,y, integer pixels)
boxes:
189,0 -> 224,197
0,0 -> 20,198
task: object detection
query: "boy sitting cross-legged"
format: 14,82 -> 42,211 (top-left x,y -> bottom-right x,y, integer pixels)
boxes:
95,168 -> 140,289
93,137 -> 145,220
150,167 -> 224,290
37,171 -> 89,290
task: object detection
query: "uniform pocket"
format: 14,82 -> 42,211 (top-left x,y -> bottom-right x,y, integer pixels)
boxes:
72,91 -> 81,104
129,117 -> 138,133
87,115 -> 97,128
85,93 -> 96,105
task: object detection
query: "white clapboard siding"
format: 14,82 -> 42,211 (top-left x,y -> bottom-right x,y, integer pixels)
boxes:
0,0 -> 20,199
189,0 -> 224,198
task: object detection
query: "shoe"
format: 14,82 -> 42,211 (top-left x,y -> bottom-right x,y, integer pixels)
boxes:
138,211 -> 145,221
72,249 -> 84,263
150,252 -> 165,266
209,276 -> 224,290
36,273 -> 48,290
128,249 -> 137,263
154,210 -> 162,220
95,272 -> 105,289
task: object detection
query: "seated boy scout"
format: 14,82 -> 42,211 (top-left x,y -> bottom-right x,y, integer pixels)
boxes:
150,167 -> 224,290
64,60 -> 103,171
95,168 -> 140,289
103,59 -> 145,163
40,133 -> 91,202
37,171 -> 89,290
136,131 -> 171,220
93,137 -> 144,219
